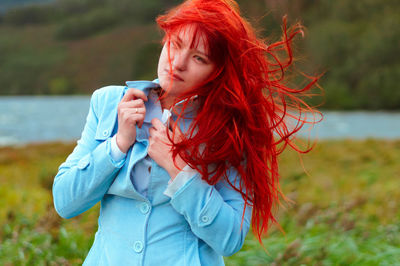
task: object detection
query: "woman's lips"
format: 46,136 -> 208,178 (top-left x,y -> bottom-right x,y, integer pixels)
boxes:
166,71 -> 184,81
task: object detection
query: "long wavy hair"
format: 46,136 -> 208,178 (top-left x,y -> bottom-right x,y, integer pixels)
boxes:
156,0 -> 321,242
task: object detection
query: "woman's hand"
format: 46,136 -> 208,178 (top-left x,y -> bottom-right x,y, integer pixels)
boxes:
115,88 -> 148,153
148,118 -> 187,180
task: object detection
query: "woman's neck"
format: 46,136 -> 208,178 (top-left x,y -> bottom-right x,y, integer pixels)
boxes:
157,88 -> 198,111
156,87 -> 175,110
159,94 -> 175,110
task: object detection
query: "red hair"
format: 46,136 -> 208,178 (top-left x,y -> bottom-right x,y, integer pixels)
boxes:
156,0 -> 321,242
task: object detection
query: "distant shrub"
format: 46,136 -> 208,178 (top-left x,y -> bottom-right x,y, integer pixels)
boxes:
48,77 -> 75,95
1,0 -> 110,26
54,8 -> 120,40
358,65 -> 400,110
56,0 -> 106,16
2,5 -> 58,25
303,0 -> 400,110
112,0 -> 181,24
131,42 -> 161,80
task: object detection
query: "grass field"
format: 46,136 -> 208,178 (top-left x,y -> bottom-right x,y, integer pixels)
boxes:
0,139 -> 399,265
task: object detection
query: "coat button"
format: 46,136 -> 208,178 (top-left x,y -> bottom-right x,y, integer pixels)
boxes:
102,130 -> 109,137
133,241 -> 143,253
201,216 -> 209,223
140,202 -> 150,214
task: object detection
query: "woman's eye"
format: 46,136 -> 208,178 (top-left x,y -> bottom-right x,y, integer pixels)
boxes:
194,55 -> 206,63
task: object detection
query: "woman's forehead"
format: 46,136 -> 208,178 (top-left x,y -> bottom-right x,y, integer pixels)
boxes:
169,24 -> 209,53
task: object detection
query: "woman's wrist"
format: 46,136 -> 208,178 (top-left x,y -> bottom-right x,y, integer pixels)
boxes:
115,133 -> 131,153
110,135 -> 127,162
168,167 -> 181,180
167,156 -> 187,180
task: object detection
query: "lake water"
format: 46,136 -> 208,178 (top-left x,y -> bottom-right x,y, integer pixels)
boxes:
0,96 -> 90,146
0,96 -> 399,146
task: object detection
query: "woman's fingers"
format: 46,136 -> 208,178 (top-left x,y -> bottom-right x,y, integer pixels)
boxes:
119,111 -> 142,123
119,99 -> 146,109
122,111 -> 146,128
119,105 -> 146,115
115,89 -> 148,152
167,117 -> 185,143
118,98 -> 147,128
121,88 -> 148,103
150,118 -> 165,131
150,118 -> 184,139
149,119 -> 170,145
168,117 -> 183,136
147,117 -> 187,178
148,126 -> 156,137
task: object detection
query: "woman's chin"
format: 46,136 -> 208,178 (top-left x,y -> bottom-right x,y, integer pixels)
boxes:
159,79 -> 180,92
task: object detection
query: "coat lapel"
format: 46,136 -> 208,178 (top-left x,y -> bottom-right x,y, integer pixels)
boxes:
106,80 -> 197,202
106,81 -> 160,200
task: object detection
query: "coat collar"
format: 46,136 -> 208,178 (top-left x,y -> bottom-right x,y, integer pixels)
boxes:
124,79 -> 199,124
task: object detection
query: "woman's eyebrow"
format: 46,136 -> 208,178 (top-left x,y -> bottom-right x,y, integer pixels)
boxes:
195,50 -> 210,58
175,34 -> 210,58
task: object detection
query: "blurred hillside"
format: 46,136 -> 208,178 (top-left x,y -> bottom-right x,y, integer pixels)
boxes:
0,0 -> 56,13
0,0 -> 399,109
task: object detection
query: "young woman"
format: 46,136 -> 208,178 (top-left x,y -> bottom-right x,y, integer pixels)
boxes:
53,0 -> 319,265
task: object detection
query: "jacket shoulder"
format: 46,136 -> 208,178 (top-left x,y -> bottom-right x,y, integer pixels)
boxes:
90,85 -> 125,112
89,85 -> 125,139
92,85 -> 125,103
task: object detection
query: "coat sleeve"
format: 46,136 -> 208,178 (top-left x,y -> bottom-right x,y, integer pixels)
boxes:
169,167 -> 252,257
52,89 -> 125,219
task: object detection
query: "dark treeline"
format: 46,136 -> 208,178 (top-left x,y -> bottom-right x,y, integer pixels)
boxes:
0,0 -> 398,110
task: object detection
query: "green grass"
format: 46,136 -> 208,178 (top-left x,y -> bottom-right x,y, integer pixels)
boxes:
0,140 -> 399,265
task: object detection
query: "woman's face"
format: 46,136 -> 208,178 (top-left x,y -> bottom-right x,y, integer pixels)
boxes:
157,25 -> 216,100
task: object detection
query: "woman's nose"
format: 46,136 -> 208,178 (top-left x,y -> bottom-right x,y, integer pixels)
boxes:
171,51 -> 187,71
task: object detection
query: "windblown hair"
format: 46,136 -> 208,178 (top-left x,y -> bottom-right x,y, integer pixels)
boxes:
157,0 -> 321,242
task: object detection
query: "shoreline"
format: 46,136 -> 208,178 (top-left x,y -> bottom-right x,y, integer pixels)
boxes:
1,137 -> 400,149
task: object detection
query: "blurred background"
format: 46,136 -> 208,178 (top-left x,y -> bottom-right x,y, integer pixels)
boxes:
0,0 -> 399,265
0,0 -> 399,109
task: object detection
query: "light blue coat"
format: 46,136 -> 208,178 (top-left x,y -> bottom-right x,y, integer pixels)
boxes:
52,80 -> 252,266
